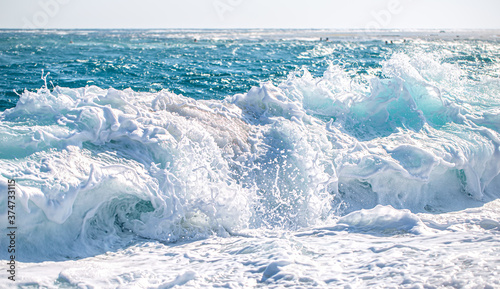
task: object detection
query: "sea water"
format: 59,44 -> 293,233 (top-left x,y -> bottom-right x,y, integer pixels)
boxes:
0,29 -> 499,288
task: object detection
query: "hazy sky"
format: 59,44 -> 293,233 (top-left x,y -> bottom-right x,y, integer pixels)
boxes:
0,0 -> 499,29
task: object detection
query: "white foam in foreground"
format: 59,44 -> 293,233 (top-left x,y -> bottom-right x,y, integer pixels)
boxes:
8,200 -> 500,288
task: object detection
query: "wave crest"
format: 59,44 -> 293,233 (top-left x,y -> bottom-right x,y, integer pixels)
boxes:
1,53 -> 499,260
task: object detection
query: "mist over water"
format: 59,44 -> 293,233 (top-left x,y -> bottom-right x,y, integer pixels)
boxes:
0,30 -> 499,288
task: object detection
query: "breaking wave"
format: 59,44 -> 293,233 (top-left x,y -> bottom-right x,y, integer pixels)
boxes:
1,52 -> 499,261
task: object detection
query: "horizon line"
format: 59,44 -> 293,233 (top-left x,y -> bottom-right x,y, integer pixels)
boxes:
1,27 -> 500,31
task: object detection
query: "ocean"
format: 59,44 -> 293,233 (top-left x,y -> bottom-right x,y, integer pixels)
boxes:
0,29 -> 499,288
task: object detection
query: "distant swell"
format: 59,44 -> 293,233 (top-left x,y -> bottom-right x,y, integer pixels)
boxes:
1,52 -> 500,261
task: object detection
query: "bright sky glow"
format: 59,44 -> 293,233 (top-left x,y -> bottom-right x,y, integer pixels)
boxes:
0,0 -> 499,29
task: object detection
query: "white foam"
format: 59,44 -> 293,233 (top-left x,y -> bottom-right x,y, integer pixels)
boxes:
14,200 -> 500,288
338,205 -> 428,234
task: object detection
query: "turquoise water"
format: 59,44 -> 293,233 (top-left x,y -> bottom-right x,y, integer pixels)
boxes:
0,29 -> 475,109
1,30 -> 498,108
0,30 -> 329,109
1,30 -> 500,288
